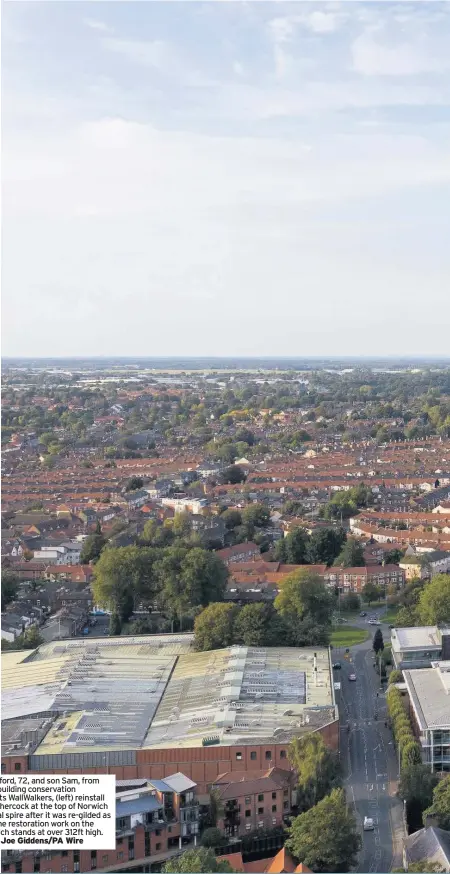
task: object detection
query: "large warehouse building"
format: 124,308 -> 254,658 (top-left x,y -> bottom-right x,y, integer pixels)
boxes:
1,635 -> 339,792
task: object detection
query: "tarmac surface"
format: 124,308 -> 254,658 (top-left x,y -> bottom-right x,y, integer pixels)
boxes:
334,611 -> 405,872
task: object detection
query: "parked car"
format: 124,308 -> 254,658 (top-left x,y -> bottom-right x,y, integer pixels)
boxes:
363,817 -> 374,831
360,611 -> 367,617
332,662 -> 342,670
349,673 -> 357,681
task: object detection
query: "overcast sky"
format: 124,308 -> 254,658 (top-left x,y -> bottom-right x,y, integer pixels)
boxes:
2,1 -> 450,358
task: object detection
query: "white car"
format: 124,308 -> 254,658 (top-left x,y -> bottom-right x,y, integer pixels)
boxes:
363,817 -> 375,831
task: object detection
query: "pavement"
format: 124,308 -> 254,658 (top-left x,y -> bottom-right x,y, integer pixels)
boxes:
334,610 -> 406,872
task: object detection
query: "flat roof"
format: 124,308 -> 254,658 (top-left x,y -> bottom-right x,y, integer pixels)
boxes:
391,626 -> 443,652
403,661 -> 450,730
2,638 -> 336,757
143,645 -> 336,749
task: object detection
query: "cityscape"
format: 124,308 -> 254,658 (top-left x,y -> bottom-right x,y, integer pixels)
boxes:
2,0 -> 450,872
2,358 -> 450,873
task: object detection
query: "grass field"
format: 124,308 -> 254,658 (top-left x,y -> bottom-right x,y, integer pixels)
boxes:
330,626 -> 369,648
383,607 -> 400,624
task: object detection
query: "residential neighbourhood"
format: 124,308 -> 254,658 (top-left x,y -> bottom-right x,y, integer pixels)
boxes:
2,359 -> 450,874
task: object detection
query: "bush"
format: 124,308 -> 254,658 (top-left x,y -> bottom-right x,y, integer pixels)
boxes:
201,828 -> 225,848
389,669 -> 404,685
402,742 -> 422,768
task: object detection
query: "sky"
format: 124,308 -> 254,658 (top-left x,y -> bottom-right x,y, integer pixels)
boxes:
2,0 -> 450,358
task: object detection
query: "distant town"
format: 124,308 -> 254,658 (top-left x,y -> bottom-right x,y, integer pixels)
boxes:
2,359 -> 450,874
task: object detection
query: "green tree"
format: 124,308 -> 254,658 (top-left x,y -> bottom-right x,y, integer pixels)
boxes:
1,571 -> 20,610
333,538 -> 364,568
288,732 -> 341,811
423,774 -> 450,830
194,603 -> 238,651
180,548 -> 228,607
362,581 -> 382,604
242,504 -> 270,530
162,848 -> 234,873
274,570 -> 334,646
220,509 -> 242,530
80,531 -> 106,564
401,742 -> 422,768
221,465 -> 246,485
373,628 -> 384,655
200,827 -> 225,848
125,476 -> 144,492
233,603 -> 272,647
275,528 -> 308,564
109,612 -> 122,636
306,527 -> 346,565
172,512 -> 192,539
340,592 -> 361,612
398,764 -> 439,830
388,669 -> 403,685
417,574 -> 450,625
286,788 -> 361,873
92,546 -> 159,614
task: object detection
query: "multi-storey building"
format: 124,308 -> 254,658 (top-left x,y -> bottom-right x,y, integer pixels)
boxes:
391,626 -> 450,669
211,767 -> 294,837
2,773 -> 200,874
324,564 -> 404,594
403,660 -> 450,773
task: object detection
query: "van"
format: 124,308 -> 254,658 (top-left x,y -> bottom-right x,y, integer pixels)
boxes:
363,817 -> 374,831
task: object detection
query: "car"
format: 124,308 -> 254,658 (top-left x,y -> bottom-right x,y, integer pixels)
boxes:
363,817 -> 375,831
349,673 -> 356,681
368,619 -> 377,625
332,662 -> 341,670
360,611 -> 367,617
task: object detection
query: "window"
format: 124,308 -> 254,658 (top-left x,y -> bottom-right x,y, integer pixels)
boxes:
258,794 -> 264,801
283,789 -> 289,796
258,822 -> 264,828
272,818 -> 277,825
14,763 -> 21,771
61,867 -> 68,873
155,830 -> 161,837
117,838 -> 123,845
272,792 -> 277,799
117,853 -> 123,861
117,818 -> 127,829
236,751 -> 242,760
168,827 -> 172,833
246,824 -> 252,831
265,751 -> 272,760
272,805 -> 277,812
258,807 -> 264,815
245,797 -> 251,804
250,751 -> 257,760
284,801 -> 289,809
245,810 -> 251,818
1,764 -> 5,773
156,844 -> 161,852
102,857 -> 108,865
280,750 -> 286,759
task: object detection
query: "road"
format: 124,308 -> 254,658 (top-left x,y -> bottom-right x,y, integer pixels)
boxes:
335,612 -> 404,872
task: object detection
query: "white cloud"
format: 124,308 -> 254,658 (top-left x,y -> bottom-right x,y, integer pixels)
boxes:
303,11 -> 340,34
352,28 -> 450,76
83,19 -> 111,34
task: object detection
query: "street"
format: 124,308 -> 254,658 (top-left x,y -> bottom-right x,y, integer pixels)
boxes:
335,614 -> 404,872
